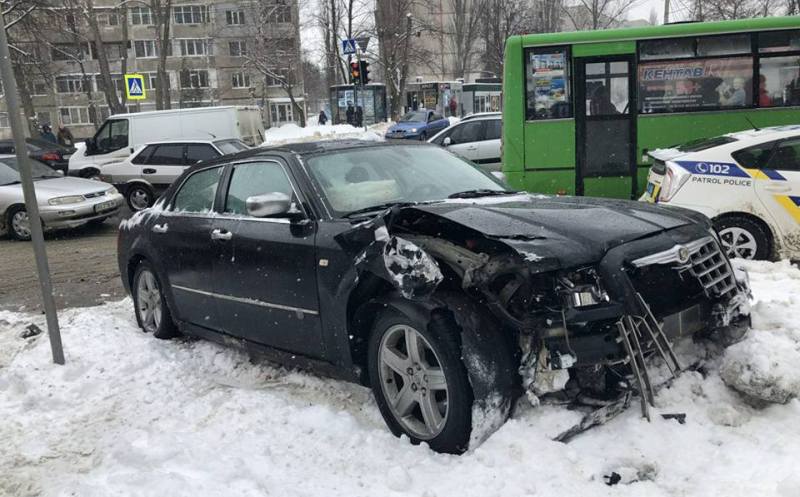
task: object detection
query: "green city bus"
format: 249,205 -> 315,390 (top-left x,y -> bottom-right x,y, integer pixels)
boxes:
502,16 -> 800,199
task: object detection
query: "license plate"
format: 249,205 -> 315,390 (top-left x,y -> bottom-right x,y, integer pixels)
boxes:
94,200 -> 117,213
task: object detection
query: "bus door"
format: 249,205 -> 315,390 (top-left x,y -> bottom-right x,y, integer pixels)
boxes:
575,56 -> 637,199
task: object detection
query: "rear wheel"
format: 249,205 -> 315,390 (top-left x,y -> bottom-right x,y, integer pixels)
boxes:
126,185 -> 154,212
7,206 -> 31,241
132,262 -> 178,339
714,216 -> 771,260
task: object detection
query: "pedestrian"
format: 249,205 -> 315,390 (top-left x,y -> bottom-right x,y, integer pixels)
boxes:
57,124 -> 75,147
346,103 -> 355,126
318,110 -> 328,126
40,124 -> 57,143
449,95 -> 457,117
355,106 -> 363,127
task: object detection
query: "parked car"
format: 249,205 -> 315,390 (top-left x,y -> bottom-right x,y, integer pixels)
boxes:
118,140 -> 749,454
642,125 -> 800,260
459,111 -> 501,122
0,138 -> 75,175
0,155 -> 123,240
69,106 -> 264,178
428,115 -> 502,171
99,138 -> 249,211
385,109 -> 449,140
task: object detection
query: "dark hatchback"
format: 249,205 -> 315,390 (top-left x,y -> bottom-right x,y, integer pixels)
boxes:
118,141 -> 750,454
0,138 -> 75,175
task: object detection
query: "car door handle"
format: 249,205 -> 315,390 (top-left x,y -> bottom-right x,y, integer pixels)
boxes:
466,146 -> 478,151
143,168 -> 156,174
152,223 -> 168,234
764,184 -> 791,193
210,228 -> 232,241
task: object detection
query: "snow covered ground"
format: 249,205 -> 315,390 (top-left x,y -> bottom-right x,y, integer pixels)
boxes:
260,122 -> 392,147
2,260 -> 799,497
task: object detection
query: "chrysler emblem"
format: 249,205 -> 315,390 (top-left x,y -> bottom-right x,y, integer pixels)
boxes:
676,246 -> 690,264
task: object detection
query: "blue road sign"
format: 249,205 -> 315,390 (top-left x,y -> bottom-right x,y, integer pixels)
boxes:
124,74 -> 146,100
342,39 -> 357,55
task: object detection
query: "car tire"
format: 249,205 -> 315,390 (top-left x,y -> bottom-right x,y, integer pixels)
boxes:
367,301 -> 514,454
419,132 -> 427,141
132,262 -> 179,339
714,216 -> 772,260
126,185 -> 154,212
7,206 -> 32,241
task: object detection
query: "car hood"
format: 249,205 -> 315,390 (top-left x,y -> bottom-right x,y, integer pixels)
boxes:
410,193 -> 705,268
32,177 -> 111,199
388,122 -> 425,132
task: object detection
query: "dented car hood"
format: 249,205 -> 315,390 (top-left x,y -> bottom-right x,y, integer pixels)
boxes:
409,194 -> 703,268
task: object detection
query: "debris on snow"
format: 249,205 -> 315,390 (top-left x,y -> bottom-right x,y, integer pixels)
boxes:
19,323 -> 43,339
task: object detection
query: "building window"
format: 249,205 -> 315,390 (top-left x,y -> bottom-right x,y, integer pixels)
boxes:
232,72 -> 250,88
179,39 -> 211,56
270,102 -> 294,124
173,5 -> 208,24
32,80 -> 50,96
266,3 -> 292,23
59,107 -> 92,125
265,70 -> 286,87
51,43 -> 89,62
0,112 -> 9,128
56,76 -> 91,94
92,42 -> 125,60
134,40 -> 158,58
180,69 -> 209,88
229,40 -> 247,57
142,71 -> 170,90
226,9 -> 245,25
97,12 -> 119,26
525,46 -> 571,120
130,6 -> 152,25
36,111 -> 51,126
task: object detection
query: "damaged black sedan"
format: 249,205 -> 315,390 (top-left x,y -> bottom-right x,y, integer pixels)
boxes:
118,140 -> 750,454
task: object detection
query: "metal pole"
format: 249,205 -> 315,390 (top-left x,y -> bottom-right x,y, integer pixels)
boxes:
0,14 -> 65,365
663,0 -> 670,24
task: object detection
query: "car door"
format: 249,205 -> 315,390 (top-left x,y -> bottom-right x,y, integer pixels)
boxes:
749,137 -> 800,254
152,165 -> 225,327
428,112 -> 448,134
144,143 -> 188,194
126,144 -> 156,183
209,159 -> 325,357
476,118 -> 502,171
445,121 -> 485,162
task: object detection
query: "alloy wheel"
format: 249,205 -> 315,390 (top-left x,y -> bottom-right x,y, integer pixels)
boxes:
136,269 -> 163,333
11,210 -> 31,239
129,188 -> 152,211
718,226 -> 758,259
378,324 -> 449,440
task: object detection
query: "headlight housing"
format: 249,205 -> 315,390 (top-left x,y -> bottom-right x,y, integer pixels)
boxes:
105,186 -> 118,195
48,195 -> 86,206
557,267 -> 610,308
410,128 -> 418,133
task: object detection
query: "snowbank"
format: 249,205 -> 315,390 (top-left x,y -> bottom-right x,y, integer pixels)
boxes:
1,261 -> 800,496
260,122 -> 392,147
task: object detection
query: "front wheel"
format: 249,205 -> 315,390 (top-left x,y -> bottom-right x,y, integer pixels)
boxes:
7,206 -> 32,241
714,216 -> 771,260
126,185 -> 154,212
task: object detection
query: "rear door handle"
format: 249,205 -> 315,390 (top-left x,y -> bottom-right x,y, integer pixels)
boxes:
152,223 -> 168,234
143,168 -> 156,174
764,184 -> 791,193
210,228 -> 232,241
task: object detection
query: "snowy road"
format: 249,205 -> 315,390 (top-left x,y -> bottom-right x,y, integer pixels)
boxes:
1,260 -> 799,497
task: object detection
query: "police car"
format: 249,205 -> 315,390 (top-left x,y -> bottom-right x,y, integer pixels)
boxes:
643,125 -> 800,260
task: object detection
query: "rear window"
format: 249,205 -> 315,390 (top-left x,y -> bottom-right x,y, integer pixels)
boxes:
214,139 -> 249,155
676,136 -> 738,153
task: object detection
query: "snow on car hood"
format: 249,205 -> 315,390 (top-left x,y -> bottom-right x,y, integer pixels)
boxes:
648,147 -> 686,162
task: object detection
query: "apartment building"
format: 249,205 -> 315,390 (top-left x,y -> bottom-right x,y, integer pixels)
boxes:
0,0 -> 303,140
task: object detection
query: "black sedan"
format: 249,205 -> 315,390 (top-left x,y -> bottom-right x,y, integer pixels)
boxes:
118,141 -> 750,453
0,138 -> 75,175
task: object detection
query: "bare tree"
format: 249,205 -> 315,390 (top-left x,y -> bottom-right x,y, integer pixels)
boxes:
481,0 -> 537,78
689,0 -> 775,19
534,0 -> 565,33
374,0 -> 418,119
150,0 -> 173,110
562,0 -> 637,30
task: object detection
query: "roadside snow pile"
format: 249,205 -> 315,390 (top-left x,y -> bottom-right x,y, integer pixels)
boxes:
721,260 -> 800,404
260,122 -> 391,147
1,261 -> 800,496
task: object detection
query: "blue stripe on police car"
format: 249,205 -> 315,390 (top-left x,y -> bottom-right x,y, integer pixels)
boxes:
674,161 -> 751,178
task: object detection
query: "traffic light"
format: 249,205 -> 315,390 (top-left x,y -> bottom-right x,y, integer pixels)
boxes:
359,61 -> 370,84
349,61 -> 361,85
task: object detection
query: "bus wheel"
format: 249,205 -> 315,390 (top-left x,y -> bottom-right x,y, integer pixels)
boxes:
714,216 -> 771,260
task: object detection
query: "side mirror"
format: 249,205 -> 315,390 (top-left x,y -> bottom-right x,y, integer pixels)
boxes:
246,192 -> 292,218
443,136 -> 452,146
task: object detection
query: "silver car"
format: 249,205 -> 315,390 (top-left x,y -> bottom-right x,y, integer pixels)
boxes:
0,155 -> 124,240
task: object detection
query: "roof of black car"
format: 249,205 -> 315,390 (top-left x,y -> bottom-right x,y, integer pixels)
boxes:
194,139 -> 427,169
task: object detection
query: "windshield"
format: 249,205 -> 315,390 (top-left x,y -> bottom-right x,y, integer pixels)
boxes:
399,111 -> 427,122
0,157 -> 60,185
305,145 -> 507,216
214,139 -> 249,155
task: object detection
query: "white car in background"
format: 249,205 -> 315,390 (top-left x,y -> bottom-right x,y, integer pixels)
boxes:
99,138 -> 249,211
642,125 -> 800,260
0,155 -> 122,240
428,115 -> 502,172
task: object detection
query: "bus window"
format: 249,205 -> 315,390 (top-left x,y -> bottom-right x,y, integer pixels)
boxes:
639,37 -> 695,60
759,56 -> 800,107
525,47 -> 571,120
758,30 -> 800,53
697,34 -> 751,56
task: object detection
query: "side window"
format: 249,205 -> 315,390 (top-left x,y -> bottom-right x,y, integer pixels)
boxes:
131,145 -> 156,164
172,167 -> 222,213
185,144 -> 220,164
149,144 -> 185,165
732,142 -> 776,169
766,139 -> 800,171
525,46 -> 571,120
484,119 -> 502,141
95,119 -> 129,152
224,161 -> 293,216
449,121 -> 483,144
431,113 -> 443,121
0,144 -> 14,154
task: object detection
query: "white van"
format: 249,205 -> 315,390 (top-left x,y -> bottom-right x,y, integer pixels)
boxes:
68,106 -> 264,178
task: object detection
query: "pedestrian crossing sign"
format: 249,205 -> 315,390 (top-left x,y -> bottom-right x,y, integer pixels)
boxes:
124,74 -> 146,100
